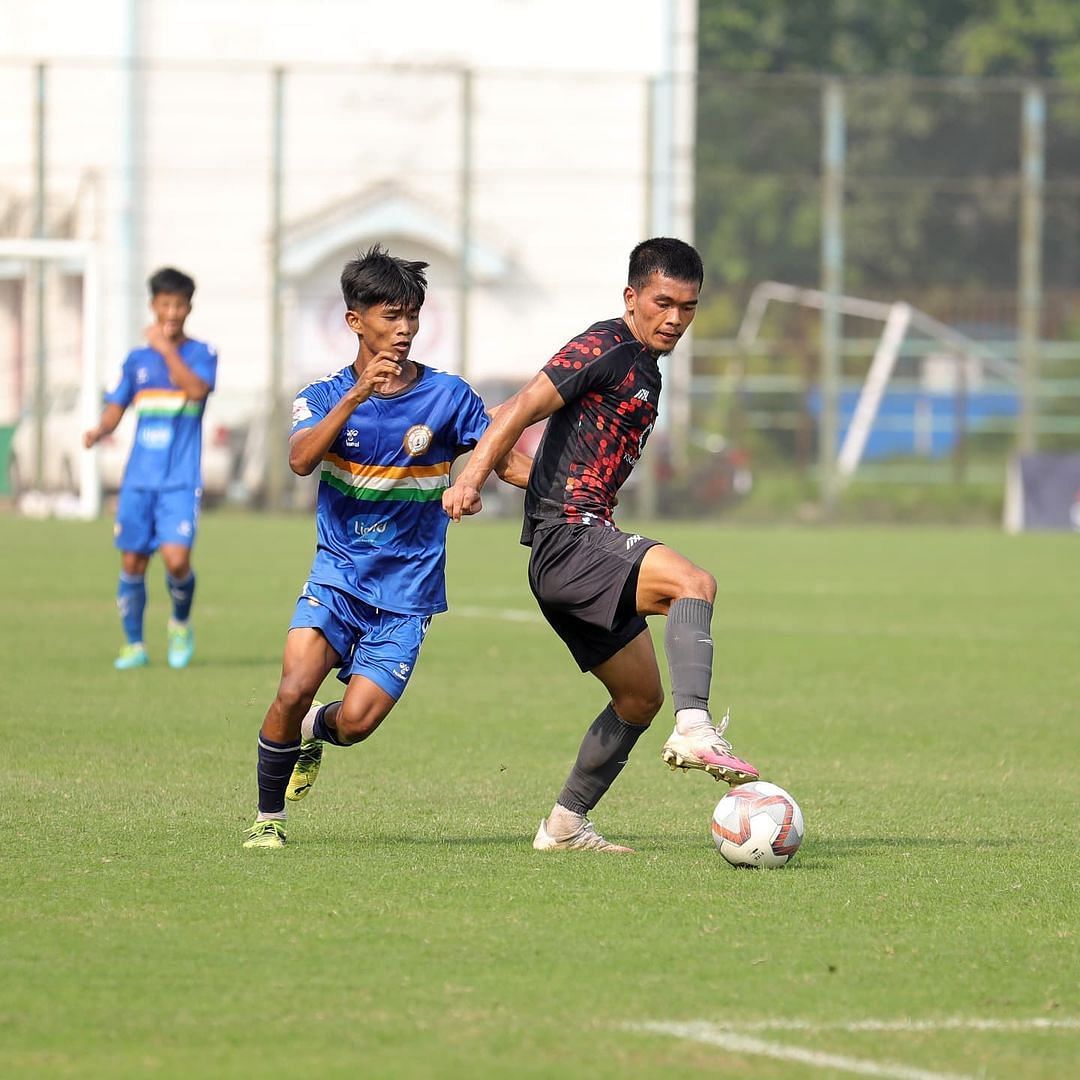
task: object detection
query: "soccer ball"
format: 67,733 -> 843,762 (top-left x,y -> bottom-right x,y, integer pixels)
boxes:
711,781 -> 804,868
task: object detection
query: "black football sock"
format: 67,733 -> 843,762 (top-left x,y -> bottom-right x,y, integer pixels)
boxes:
665,597 -> 714,713
311,702 -> 346,746
256,735 -> 301,815
556,704 -> 648,817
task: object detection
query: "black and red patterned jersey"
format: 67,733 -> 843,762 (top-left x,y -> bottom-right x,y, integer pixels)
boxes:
521,317 -> 660,544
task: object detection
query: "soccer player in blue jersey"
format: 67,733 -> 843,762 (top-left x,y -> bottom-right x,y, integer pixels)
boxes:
83,267 -> 217,671
243,244 -> 530,849
444,238 -> 758,852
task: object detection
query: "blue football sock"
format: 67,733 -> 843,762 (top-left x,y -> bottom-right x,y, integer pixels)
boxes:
166,570 -> 196,623
117,572 -> 147,645
312,702 -> 346,746
257,735 -> 302,815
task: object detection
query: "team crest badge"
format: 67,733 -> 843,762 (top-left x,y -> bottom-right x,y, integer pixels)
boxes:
403,424 -> 433,456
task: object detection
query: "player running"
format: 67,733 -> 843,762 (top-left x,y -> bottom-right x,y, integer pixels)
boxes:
443,237 -> 759,853
243,244 -> 530,849
84,267 -> 217,670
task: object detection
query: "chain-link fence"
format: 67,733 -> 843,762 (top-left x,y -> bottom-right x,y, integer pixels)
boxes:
691,74 -> 1080,517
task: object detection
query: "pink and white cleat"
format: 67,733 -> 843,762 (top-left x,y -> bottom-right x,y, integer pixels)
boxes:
661,709 -> 759,785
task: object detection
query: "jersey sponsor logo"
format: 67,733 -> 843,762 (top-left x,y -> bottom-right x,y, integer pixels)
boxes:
136,367 -> 150,385
625,533 -> 644,550
352,516 -> 398,545
138,425 -> 173,450
292,397 -> 312,424
403,424 -> 434,457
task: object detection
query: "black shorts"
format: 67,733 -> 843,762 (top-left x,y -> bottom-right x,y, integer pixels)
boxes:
526,522 -> 660,672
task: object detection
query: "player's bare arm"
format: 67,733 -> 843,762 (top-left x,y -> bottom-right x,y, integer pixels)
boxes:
288,353 -> 402,476
146,324 -> 211,400
83,402 -> 126,448
444,372 -> 561,521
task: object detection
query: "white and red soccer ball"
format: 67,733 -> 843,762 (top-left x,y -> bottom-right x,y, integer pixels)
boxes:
711,781 -> 804,868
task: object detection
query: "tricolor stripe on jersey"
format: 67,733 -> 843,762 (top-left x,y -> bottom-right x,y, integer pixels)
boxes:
133,389 -> 202,417
320,453 -> 451,502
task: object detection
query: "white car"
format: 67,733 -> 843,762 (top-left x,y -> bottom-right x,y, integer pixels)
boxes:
8,385 -> 234,500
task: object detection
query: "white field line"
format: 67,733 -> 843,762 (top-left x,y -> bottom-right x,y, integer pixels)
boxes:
626,1018 -> 1080,1080
723,1017 -> 1080,1034
628,1022 -> 970,1080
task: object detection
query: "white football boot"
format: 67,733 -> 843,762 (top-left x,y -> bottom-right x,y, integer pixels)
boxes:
533,815 -> 634,853
661,708 -> 759,784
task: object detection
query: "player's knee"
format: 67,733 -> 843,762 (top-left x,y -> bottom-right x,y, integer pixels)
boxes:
677,566 -> 716,603
613,686 -> 664,726
275,676 -> 315,717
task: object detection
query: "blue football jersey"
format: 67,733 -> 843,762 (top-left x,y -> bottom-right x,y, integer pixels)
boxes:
104,338 -> 218,491
291,363 -> 489,616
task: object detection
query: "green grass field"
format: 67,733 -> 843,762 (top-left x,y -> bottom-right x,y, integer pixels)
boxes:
1,513 -> 1077,1078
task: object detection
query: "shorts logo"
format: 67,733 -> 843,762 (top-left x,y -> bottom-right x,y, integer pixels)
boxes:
391,661 -> 411,682
625,534 -> 644,550
403,424 -> 434,457
344,427 -> 360,449
633,389 -> 650,401
178,520 -> 193,537
292,397 -> 312,424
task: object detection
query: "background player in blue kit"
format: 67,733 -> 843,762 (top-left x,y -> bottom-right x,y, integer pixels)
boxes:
444,238 -> 759,853
83,267 -> 217,671
244,244 -> 531,849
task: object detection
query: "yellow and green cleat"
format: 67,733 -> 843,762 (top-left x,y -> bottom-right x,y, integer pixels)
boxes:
114,643 -> 149,670
286,738 -> 324,802
167,620 -> 195,669
242,819 -> 287,849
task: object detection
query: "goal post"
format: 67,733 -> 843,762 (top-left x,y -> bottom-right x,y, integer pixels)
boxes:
736,281 -> 1023,484
0,238 -> 102,519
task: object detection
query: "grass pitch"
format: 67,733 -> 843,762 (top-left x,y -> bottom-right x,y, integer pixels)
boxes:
1,513 -> 1077,1078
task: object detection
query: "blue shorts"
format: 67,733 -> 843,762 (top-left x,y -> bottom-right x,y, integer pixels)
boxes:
114,486 -> 202,554
289,580 -> 432,700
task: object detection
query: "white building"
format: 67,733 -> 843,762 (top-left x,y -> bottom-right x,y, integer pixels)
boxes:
0,0 -> 697,495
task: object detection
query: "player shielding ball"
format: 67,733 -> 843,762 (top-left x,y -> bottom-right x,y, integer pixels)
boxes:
244,244 -> 530,849
84,267 -> 217,670
443,237 -> 759,853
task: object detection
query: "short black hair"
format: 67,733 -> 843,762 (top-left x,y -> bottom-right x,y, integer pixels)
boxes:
341,243 -> 429,312
148,266 -> 196,301
627,237 -> 703,290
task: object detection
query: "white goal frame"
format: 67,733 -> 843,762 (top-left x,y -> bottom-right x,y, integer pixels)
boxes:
736,281 -> 1022,482
0,238 -> 102,519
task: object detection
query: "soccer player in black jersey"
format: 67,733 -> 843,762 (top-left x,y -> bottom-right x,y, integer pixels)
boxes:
443,237 -> 759,852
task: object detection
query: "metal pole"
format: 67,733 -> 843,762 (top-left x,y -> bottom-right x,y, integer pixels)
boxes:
819,79 -> 845,509
267,67 -> 286,510
458,67 -> 473,380
32,62 -> 47,492
1018,83 -> 1045,455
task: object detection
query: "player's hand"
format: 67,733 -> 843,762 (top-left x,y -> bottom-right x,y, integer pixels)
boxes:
443,481 -> 483,522
145,323 -> 171,354
352,352 -> 402,402
83,428 -> 100,449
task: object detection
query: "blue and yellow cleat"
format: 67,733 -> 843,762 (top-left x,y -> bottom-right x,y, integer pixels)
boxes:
114,643 -> 149,670
243,819 -> 287,849
167,620 -> 194,669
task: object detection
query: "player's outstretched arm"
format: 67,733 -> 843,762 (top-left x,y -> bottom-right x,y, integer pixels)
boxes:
443,372 -> 561,521
83,402 -> 126,448
493,446 -> 533,489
